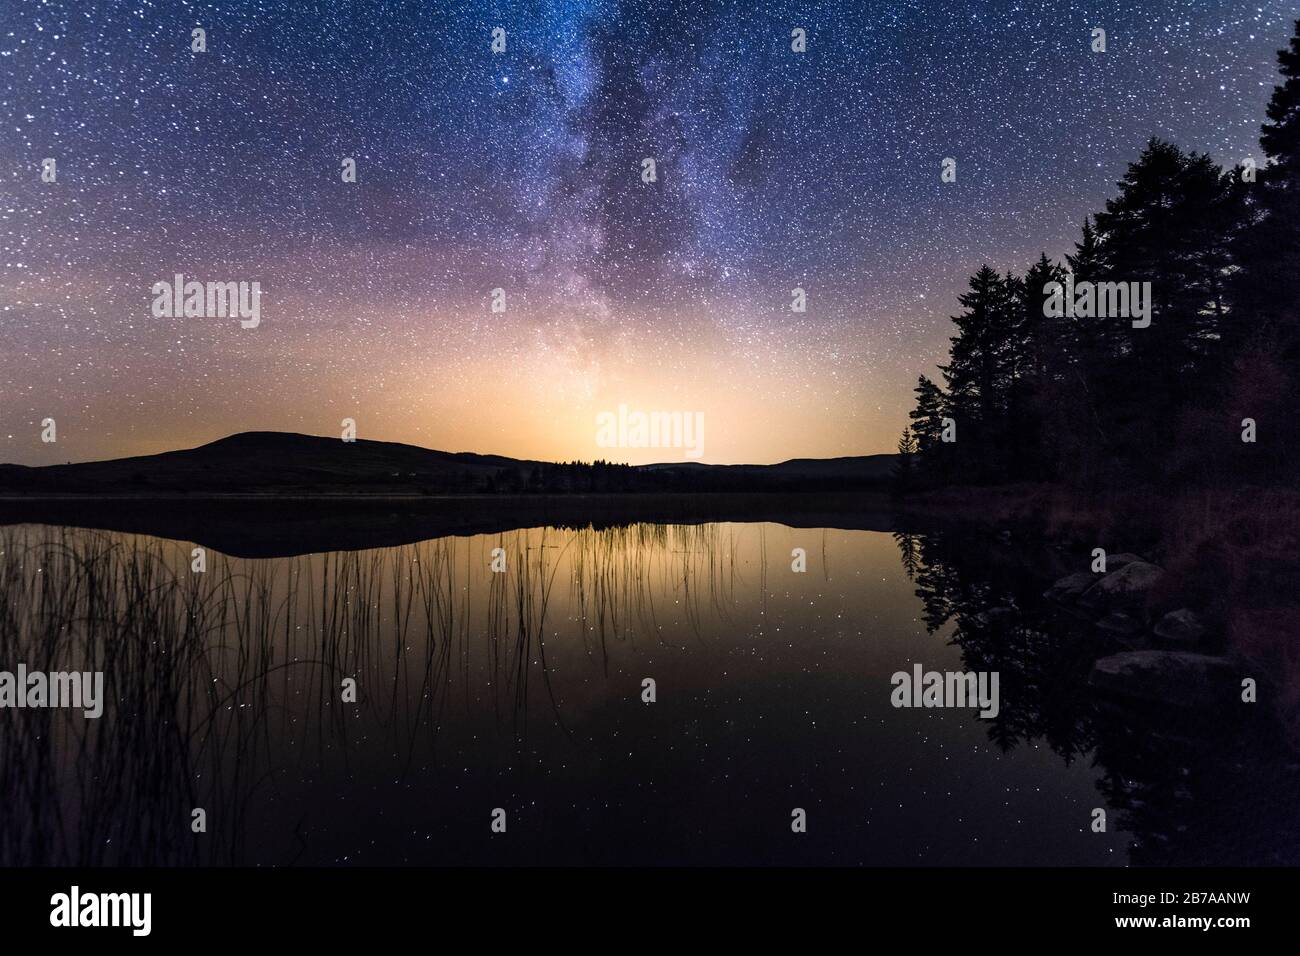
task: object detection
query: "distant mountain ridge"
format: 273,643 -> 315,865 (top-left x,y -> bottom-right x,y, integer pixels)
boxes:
0,431 -> 898,495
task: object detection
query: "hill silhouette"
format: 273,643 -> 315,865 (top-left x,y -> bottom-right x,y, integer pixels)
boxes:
0,431 -> 897,496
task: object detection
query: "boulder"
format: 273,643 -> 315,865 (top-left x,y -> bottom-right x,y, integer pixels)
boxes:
1095,610 -> 1143,635
1154,608 -> 1208,648
1104,553 -> 1146,571
1044,571 -> 1096,603
1080,561 -> 1165,609
1088,650 -> 1236,709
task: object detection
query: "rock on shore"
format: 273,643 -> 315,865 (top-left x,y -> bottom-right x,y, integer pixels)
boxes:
1078,561 -> 1165,610
1088,650 -> 1237,709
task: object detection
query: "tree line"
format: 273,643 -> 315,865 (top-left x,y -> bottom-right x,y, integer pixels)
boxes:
897,21 -> 1300,491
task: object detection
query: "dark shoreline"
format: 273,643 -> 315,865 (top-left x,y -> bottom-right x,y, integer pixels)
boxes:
0,491 -> 903,558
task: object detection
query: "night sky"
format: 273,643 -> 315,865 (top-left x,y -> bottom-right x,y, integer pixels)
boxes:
2,0 -> 1292,465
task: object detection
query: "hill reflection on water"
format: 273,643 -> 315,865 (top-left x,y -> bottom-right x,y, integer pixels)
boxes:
0,521 -> 1294,866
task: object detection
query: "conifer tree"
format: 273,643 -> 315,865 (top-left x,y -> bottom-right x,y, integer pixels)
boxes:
1235,20 -> 1300,350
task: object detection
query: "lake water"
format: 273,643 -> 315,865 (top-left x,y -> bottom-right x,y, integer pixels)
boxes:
1,520 -> 1292,866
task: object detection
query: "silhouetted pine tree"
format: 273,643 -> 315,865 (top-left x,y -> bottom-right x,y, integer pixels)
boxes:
1086,140 -> 1247,468
1064,217 -> 1117,382
1234,19 -> 1300,342
1225,19 -> 1300,480
1017,253 -> 1068,478
892,427 -> 918,493
939,266 -> 1025,481
908,374 -> 949,482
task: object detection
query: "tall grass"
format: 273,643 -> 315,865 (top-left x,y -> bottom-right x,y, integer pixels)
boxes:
0,521 -> 744,864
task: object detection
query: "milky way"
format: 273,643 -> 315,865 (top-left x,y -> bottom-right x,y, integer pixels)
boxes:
1,0 -> 1292,464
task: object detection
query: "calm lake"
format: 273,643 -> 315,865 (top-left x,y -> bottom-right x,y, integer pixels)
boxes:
1,520 -> 1291,866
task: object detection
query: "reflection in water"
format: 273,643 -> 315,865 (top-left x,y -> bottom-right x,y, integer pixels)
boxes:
894,529 -> 1300,866
0,523 -> 747,865
0,522 -> 1292,865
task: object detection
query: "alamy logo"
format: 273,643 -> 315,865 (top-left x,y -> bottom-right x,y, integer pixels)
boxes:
890,664 -> 1000,718
1042,273 -> 1151,328
596,404 -> 705,460
151,274 -> 261,328
0,665 -> 104,718
50,886 -> 151,936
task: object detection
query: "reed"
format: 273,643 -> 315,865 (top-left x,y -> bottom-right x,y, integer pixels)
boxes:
0,521 -> 745,864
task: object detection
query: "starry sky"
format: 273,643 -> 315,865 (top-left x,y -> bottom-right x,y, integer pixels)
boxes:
1,0 -> 1293,466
